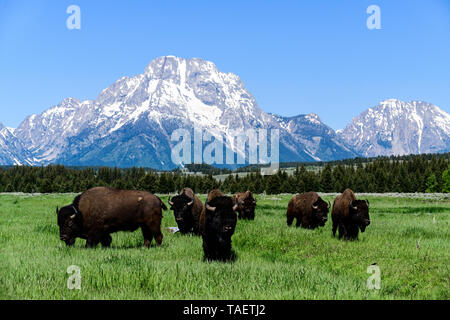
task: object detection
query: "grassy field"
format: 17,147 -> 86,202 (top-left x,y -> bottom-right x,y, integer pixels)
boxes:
0,193 -> 449,300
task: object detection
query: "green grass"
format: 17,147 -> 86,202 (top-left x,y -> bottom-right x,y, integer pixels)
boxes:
0,193 -> 449,300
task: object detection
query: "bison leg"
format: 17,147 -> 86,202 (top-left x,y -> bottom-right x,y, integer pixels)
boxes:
218,239 -> 232,261
192,225 -> 200,236
202,235 -> 217,261
338,223 -> 347,240
346,225 -> 359,240
301,216 -> 311,229
153,231 -> 163,247
86,235 -> 100,248
202,237 -> 211,260
141,226 -> 154,247
332,222 -> 337,237
100,234 -> 112,248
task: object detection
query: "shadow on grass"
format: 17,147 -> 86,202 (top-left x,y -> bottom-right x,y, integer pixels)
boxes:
202,249 -> 238,263
57,240 -> 166,250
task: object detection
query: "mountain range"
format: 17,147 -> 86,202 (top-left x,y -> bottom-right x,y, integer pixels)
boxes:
1,56 -> 449,169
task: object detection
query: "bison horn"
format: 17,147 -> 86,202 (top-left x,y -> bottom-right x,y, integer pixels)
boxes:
327,200 -> 331,209
187,200 -> 194,206
168,196 -> 174,206
232,203 -> 239,211
365,199 -> 370,207
70,214 -> 76,219
204,198 -> 215,211
350,201 -> 358,210
312,202 -> 319,210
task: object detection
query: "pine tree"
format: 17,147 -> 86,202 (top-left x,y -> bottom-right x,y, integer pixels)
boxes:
138,173 -> 159,193
320,164 -> 333,192
442,165 -> 450,193
40,178 -> 53,193
425,173 -> 439,193
266,174 -> 281,195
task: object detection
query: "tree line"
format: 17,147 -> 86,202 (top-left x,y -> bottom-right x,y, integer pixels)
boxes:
0,153 -> 449,194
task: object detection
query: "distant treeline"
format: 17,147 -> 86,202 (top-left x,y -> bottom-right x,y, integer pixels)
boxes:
235,152 -> 450,172
0,153 -> 449,194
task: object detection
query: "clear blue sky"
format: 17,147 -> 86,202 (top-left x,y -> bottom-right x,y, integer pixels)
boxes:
1,0 -> 450,130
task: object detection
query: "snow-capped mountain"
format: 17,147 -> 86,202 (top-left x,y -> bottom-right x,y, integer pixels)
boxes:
273,113 -> 357,161
0,122 -> 35,165
12,56 -> 355,168
3,57 -> 450,169
338,99 -> 450,157
15,56 -> 276,168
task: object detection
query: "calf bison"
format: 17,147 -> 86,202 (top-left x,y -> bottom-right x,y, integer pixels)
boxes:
168,187 -> 203,235
286,192 -> 330,229
233,190 -> 257,220
199,189 -> 238,261
57,187 -> 166,248
331,188 -> 370,240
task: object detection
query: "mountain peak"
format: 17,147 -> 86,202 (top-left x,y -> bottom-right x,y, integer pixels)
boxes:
4,56 -> 449,168
339,100 -> 450,157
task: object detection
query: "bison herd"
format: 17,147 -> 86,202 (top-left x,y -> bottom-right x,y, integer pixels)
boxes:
57,186 -> 370,261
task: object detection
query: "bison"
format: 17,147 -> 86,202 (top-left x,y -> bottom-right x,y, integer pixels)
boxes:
57,187 -> 166,248
168,187 -> 203,235
331,188 -> 370,240
199,189 -> 238,261
286,192 -> 330,229
233,190 -> 256,220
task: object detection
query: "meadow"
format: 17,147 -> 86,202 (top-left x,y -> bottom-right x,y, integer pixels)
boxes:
0,192 -> 449,300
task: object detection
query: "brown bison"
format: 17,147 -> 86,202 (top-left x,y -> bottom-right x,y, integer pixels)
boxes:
233,190 -> 257,220
199,189 -> 238,261
168,187 -> 203,235
286,192 -> 330,229
57,187 -> 166,248
331,188 -> 370,240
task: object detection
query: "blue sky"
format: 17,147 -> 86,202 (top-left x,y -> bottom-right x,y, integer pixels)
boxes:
1,0 -> 450,130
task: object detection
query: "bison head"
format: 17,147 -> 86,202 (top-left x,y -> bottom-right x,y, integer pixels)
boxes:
168,194 -> 195,233
349,199 -> 370,232
57,205 -> 82,246
205,196 -> 238,238
235,193 -> 256,219
311,197 -> 330,227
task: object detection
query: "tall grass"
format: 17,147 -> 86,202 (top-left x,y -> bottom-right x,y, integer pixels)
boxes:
0,193 -> 448,299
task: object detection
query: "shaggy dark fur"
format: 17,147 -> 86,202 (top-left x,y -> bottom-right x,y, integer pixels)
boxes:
168,187 -> 203,235
199,190 -> 238,261
57,187 -> 166,248
233,190 -> 256,220
331,188 -> 370,240
286,192 -> 330,229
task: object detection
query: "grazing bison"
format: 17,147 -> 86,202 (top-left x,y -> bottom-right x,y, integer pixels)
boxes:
168,187 -> 203,235
286,192 -> 330,229
233,190 -> 257,220
331,188 -> 370,240
57,187 -> 166,248
199,189 -> 238,261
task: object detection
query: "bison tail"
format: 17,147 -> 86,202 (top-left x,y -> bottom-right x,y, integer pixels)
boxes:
158,197 -> 168,211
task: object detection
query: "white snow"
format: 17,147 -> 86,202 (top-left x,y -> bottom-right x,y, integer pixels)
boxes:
410,106 -> 423,153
